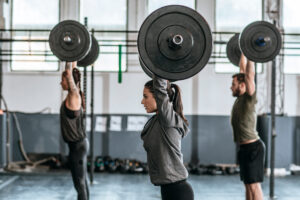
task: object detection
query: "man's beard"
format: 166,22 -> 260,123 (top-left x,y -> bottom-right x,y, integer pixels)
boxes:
232,87 -> 241,97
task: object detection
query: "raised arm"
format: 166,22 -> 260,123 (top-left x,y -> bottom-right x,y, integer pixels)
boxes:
239,53 -> 247,73
65,62 -> 81,110
244,58 -> 256,96
153,76 -> 178,127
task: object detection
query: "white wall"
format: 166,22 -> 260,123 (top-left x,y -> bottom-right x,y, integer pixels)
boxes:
0,64 -> 261,115
2,73 -> 61,113
1,0 -> 300,116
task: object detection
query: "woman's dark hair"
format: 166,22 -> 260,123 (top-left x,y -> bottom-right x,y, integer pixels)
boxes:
144,80 -> 188,125
63,68 -> 86,110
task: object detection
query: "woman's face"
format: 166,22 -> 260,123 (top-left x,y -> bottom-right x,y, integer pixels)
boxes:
60,74 -> 68,91
141,87 -> 157,113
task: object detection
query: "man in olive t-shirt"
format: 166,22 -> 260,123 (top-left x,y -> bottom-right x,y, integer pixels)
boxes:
231,54 -> 265,200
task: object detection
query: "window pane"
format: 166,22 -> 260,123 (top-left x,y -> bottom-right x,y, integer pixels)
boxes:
284,57 -> 300,74
148,0 -> 195,13
81,0 -> 126,30
80,0 -> 127,71
283,0 -> 300,33
215,63 -> 263,74
283,0 -> 300,74
282,35 -> 300,74
89,36 -> 127,72
216,0 -> 262,32
13,0 -> 58,29
11,0 -> 59,71
10,34 -> 58,71
215,0 -> 261,73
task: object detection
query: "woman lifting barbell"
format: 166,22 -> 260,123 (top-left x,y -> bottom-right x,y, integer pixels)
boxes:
141,75 -> 194,200
60,62 -> 89,200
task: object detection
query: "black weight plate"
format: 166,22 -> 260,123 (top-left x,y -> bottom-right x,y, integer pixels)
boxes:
78,35 -> 100,67
139,56 -> 153,78
240,21 -> 282,63
139,56 -> 176,82
49,20 -> 91,62
138,5 -> 212,81
158,26 -> 193,60
226,33 -> 241,66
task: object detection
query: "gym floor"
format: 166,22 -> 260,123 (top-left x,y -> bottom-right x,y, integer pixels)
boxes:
0,173 -> 299,200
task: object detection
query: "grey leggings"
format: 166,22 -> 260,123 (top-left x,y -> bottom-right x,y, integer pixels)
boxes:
68,138 -> 89,200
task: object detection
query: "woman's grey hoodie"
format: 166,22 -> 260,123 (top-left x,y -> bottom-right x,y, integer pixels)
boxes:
141,76 -> 189,186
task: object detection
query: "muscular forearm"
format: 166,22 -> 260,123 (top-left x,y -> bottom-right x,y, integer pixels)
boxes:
64,62 -> 81,110
245,60 -> 255,79
65,62 -> 78,93
239,53 -> 247,73
245,60 -> 255,95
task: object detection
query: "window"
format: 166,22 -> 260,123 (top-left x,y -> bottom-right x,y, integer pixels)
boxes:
283,33 -> 300,74
283,0 -> 300,33
215,0 -> 262,73
80,0 -> 127,72
148,0 -> 195,13
283,0 -> 300,74
11,0 -> 59,71
216,0 -> 262,32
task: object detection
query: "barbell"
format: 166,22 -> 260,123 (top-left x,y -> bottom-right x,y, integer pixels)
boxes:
49,20 -> 100,67
138,5 -> 213,81
226,33 -> 241,66
226,21 -> 282,66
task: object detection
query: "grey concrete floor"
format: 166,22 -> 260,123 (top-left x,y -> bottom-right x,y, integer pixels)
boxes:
0,173 -> 299,200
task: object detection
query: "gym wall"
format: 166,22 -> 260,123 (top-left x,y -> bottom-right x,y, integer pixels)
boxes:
1,0 -> 299,115
0,0 -> 300,169
2,113 -> 299,169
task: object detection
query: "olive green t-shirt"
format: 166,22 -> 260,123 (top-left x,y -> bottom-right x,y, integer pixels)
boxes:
231,92 -> 259,143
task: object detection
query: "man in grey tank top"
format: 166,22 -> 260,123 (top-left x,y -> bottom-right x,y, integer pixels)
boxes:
230,54 -> 265,200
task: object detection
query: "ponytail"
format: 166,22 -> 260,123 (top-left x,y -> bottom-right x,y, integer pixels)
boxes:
79,90 -> 86,111
167,83 -> 188,125
144,80 -> 188,125
72,68 -> 85,110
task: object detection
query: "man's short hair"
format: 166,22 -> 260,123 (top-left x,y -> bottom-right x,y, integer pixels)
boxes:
232,73 -> 245,83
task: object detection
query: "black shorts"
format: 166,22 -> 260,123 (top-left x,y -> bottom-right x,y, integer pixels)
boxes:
161,180 -> 194,200
238,139 -> 265,184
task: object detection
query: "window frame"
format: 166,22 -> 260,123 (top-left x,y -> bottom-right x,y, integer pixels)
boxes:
147,0 -> 196,14
282,1 -> 300,74
213,0 -> 264,74
79,0 -> 129,73
9,0 -> 60,72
